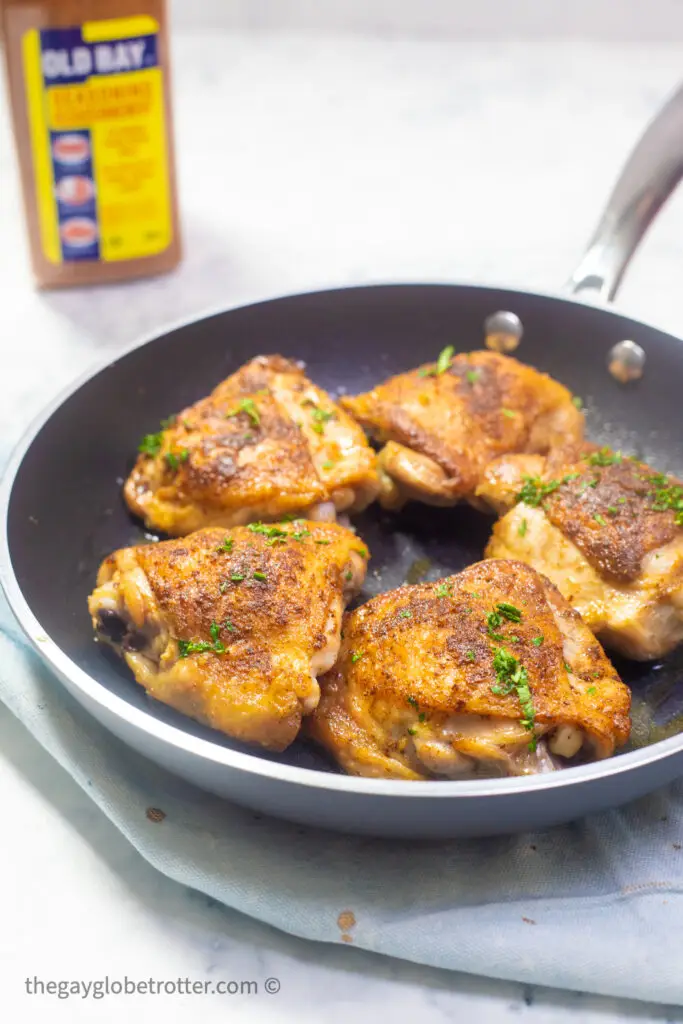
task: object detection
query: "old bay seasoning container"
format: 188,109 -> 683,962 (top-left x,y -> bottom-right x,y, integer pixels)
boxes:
1,0 -> 181,287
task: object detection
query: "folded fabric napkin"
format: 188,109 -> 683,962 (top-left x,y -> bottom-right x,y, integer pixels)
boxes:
3,584 -> 683,1006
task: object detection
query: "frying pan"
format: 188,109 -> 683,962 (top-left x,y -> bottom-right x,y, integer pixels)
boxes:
3,88 -> 683,840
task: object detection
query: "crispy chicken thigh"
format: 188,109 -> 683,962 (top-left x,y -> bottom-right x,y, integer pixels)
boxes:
125,355 -> 379,535
483,447 -> 683,659
88,522 -> 368,751
340,350 -> 583,510
308,560 -> 630,779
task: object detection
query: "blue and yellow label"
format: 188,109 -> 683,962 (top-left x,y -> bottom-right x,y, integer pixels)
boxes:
22,16 -> 173,264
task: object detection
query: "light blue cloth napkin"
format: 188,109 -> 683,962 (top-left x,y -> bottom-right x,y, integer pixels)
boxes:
3,589 -> 683,1006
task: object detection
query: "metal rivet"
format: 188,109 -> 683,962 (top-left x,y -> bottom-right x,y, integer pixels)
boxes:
607,340 -> 645,383
484,311 -> 523,353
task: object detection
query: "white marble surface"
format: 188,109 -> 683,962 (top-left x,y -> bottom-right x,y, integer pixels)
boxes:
3,30 -> 683,1023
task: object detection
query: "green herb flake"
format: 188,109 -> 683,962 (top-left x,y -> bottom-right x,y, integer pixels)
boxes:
252,571 -> 267,582
490,646 -> 536,748
178,620 -> 226,658
407,726 -> 418,736
564,662 -> 572,673
345,570 -> 353,581
501,408 -> 516,418
138,432 -> 163,457
466,369 -> 481,385
351,651 -> 364,664
230,572 -> 246,583
354,547 -> 369,559
216,537 -> 234,553
322,460 -> 337,471
572,396 -> 584,409
314,539 -> 331,545
586,447 -> 623,467
165,451 -> 179,471
399,609 -> 413,619
435,582 -> 452,598
466,650 -> 476,662
496,602 -> 522,623
531,636 -> 544,646
407,696 -> 419,709
436,345 -> 455,375
587,686 -> 597,695
594,513 -> 607,527
518,518 -> 528,538
227,398 -> 260,426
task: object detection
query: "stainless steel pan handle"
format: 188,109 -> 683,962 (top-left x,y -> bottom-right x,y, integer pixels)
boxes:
568,82 -> 683,303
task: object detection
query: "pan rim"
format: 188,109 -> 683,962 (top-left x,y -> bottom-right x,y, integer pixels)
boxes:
2,280 -> 683,802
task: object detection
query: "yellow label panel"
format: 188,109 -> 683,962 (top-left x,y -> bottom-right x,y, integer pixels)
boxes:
22,18 -> 172,264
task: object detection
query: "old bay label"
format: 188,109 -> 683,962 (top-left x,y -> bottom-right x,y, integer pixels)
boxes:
22,15 -> 173,263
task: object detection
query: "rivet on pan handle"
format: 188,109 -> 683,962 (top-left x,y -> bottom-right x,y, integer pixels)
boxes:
568,83 -> 683,304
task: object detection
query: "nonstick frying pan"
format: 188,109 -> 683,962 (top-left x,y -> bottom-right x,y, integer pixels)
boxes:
3,88 -> 683,839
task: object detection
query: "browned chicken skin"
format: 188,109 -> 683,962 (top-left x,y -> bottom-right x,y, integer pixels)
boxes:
482,447 -> 683,659
308,560 -> 630,780
125,355 -> 380,536
88,522 -> 368,751
340,350 -> 583,510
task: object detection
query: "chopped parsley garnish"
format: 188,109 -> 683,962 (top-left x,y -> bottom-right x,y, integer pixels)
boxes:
351,651 -> 364,664
417,345 -> 455,378
292,529 -> 311,541
518,518 -> 528,538
345,570 -> 353,581
407,696 -> 419,708
165,448 -> 189,471
315,539 -> 331,545
418,712 -> 427,723
354,547 -> 369,559
435,582 -> 452,598
138,432 -> 163,457
399,609 -> 412,619
301,401 -> 335,435
587,686 -> 597,695
407,726 -> 418,736
607,505 -> 618,515
465,369 -> 481,385
564,662 -> 572,673
178,619 -> 226,658
501,408 -> 516,418
531,636 -> 544,646
248,522 -> 289,544
182,419 -> 192,429
572,396 -> 584,409
216,537 -> 234,553
496,602 -> 522,623
224,620 -> 236,632
593,513 -> 607,526
322,460 -> 337,471
160,416 -> 176,429
252,571 -> 267,582
230,572 -> 246,582
487,611 -> 505,641
227,398 -> 260,426
436,345 -> 455,375
516,474 -> 576,507
490,646 -> 536,749
466,650 -> 476,661
648,473 -> 683,525
585,447 -> 622,467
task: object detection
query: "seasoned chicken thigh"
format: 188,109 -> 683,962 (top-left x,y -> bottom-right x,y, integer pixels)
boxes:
308,560 -> 630,780
483,447 -> 683,660
341,349 -> 583,510
125,355 -> 379,536
89,522 -> 368,751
